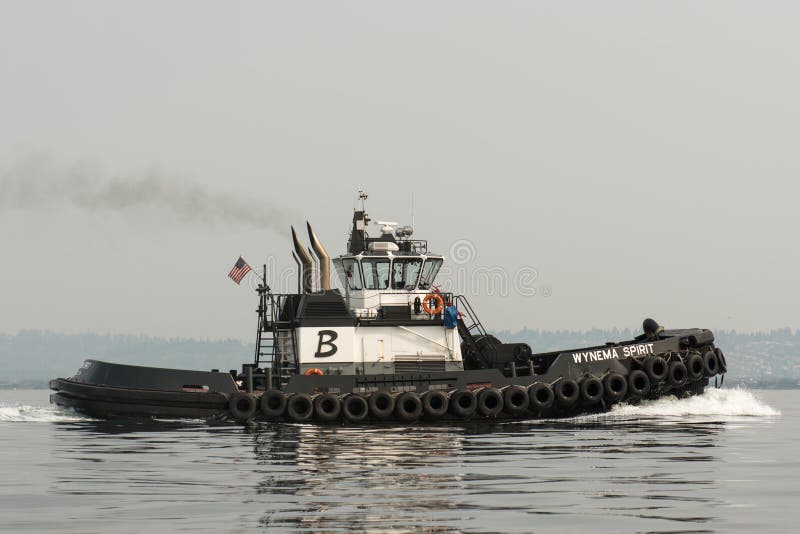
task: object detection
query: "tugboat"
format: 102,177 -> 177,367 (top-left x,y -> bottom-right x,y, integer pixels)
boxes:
50,193 -> 728,423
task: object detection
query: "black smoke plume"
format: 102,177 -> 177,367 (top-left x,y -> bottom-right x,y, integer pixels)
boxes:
0,153 -> 294,231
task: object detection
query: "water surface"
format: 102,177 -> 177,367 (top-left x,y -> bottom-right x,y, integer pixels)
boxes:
0,388 -> 792,533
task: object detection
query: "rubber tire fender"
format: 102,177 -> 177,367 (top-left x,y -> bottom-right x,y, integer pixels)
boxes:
627,369 -> 651,398
553,378 -> 579,408
286,393 -> 314,422
448,388 -> 477,418
502,385 -> 530,415
668,360 -> 688,386
313,393 -> 342,422
395,392 -> 423,421
259,390 -> 287,419
342,394 -> 369,422
421,390 -> 449,419
714,347 -> 727,373
645,356 -> 668,383
703,350 -> 719,377
603,373 -> 628,403
368,391 -> 395,420
580,376 -> 604,405
476,388 -> 504,418
686,353 -> 705,381
229,392 -> 257,422
528,382 -> 555,411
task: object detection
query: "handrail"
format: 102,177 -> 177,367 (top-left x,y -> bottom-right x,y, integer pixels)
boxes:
453,294 -> 497,367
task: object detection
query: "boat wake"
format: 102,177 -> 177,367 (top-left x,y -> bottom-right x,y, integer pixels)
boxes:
570,387 -> 780,423
0,402 -> 91,423
1,388 -> 781,425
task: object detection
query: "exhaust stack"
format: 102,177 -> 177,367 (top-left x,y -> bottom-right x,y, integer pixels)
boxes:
307,246 -> 318,292
291,252 -> 301,294
307,222 -> 331,291
291,226 -> 313,293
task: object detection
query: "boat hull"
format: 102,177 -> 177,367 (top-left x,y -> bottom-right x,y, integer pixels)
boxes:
49,336 -> 723,422
49,360 -> 238,419
49,378 -> 230,419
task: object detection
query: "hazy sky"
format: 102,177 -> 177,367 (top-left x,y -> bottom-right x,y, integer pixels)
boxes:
1,1 -> 798,341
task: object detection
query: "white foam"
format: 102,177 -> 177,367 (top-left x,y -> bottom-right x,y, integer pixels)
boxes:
0,403 -> 91,423
569,387 -> 781,423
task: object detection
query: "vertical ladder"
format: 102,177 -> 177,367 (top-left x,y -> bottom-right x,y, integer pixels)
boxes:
254,285 -> 275,368
254,288 -> 300,389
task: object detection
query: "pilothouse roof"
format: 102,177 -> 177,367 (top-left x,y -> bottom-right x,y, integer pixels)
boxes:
346,207 -> 430,256
293,192 -> 444,294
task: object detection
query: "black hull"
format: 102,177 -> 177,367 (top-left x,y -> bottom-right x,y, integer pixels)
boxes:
50,378 -> 709,422
50,335 -> 724,423
49,378 -> 230,419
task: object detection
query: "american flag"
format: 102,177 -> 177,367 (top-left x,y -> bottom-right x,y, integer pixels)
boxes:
228,256 -> 252,284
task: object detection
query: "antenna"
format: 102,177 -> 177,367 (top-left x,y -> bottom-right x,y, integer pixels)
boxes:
358,189 -> 368,211
411,193 -> 415,233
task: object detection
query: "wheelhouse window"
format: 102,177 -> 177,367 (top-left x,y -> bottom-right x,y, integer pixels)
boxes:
419,258 -> 443,289
361,258 -> 391,290
392,258 -> 423,289
341,258 -> 362,290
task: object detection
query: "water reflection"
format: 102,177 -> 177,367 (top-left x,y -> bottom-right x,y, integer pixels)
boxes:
243,418 -> 727,532
42,413 -> 742,533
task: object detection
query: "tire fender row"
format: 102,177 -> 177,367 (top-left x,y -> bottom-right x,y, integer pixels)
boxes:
227,346 -> 725,422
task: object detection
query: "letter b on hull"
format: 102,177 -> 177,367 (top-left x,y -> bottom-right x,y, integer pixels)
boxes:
315,330 -> 338,358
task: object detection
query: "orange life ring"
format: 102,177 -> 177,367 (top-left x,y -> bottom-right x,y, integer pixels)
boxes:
422,293 -> 445,315
304,368 -> 324,376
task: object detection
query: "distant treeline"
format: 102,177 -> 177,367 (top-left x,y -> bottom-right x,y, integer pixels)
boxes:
0,330 -> 248,387
1,328 -> 798,388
